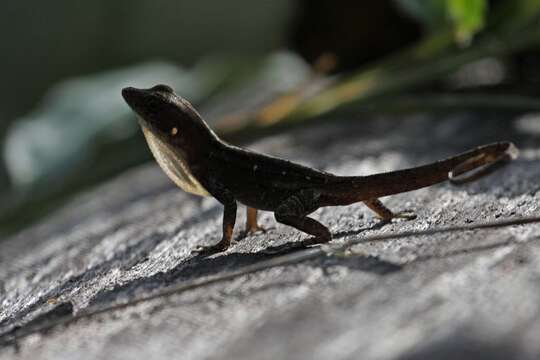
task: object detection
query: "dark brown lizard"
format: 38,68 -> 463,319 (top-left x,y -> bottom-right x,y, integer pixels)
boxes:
122,84 -> 519,255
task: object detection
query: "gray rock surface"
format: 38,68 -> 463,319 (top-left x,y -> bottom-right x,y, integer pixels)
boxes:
1,112 -> 539,359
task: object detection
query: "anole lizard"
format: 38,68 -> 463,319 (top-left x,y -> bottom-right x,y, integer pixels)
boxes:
122,85 -> 518,255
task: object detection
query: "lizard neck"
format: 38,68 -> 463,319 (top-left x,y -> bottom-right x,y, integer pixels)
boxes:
141,125 -> 213,196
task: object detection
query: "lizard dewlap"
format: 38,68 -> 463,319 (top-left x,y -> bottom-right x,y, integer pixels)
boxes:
141,123 -> 209,197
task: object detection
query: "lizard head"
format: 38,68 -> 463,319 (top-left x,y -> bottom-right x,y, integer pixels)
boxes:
122,84 -> 217,147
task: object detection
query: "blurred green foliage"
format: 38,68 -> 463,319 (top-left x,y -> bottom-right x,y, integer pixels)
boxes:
287,0 -> 540,120
395,0 -> 487,44
447,0 -> 487,44
394,0 -> 540,44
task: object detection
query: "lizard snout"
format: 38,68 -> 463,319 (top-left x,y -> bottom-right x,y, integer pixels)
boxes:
121,86 -> 143,104
121,87 -> 152,115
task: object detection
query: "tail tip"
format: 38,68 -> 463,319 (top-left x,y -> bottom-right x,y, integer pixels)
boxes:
505,142 -> 520,160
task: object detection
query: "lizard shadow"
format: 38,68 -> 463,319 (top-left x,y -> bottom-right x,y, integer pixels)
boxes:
333,220 -> 388,239
88,220 -> 536,309
89,224 -> 400,308
255,220 -> 387,254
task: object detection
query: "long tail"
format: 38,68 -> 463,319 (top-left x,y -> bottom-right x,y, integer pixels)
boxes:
325,142 -> 518,204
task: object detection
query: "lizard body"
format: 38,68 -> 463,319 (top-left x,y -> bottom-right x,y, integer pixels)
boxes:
122,85 -> 518,254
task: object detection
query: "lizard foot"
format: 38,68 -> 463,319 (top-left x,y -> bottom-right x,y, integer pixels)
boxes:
193,242 -> 229,256
236,225 -> 271,241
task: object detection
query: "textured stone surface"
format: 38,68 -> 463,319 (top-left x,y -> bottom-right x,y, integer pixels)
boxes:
1,112 -> 539,359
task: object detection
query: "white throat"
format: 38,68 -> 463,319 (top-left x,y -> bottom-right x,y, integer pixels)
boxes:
141,125 -> 210,197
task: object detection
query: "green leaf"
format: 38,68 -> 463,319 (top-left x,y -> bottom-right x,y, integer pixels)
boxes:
394,0 -> 487,45
446,0 -> 487,45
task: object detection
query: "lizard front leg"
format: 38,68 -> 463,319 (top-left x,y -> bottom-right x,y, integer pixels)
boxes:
194,187 -> 237,255
274,189 -> 330,246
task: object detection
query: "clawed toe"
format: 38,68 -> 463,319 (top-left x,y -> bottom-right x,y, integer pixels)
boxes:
247,225 -> 268,234
193,243 -> 229,256
374,210 -> 417,226
237,226 -> 270,241
394,210 -> 417,220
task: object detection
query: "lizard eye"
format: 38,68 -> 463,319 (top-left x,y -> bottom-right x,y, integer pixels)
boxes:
171,127 -> 178,136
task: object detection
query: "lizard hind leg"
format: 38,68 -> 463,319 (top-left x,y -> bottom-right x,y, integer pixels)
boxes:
363,198 -> 417,223
274,189 -> 330,247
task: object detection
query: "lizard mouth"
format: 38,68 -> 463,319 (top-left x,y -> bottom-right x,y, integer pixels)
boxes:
122,86 -> 158,121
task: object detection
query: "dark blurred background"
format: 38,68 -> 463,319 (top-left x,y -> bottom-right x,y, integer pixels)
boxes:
1,0 -> 540,236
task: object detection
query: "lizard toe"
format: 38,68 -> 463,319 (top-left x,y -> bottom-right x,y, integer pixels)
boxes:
193,242 -> 229,256
394,210 -> 417,221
